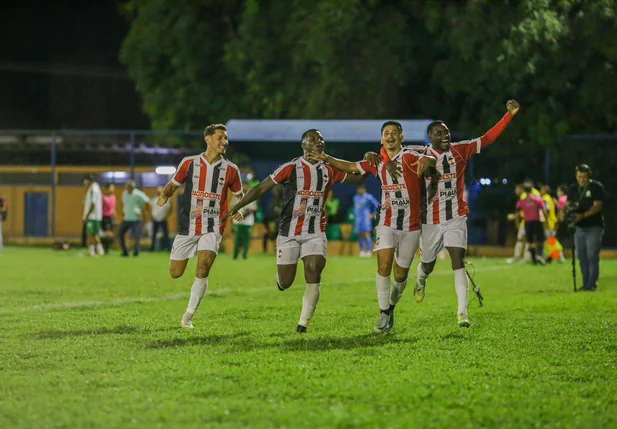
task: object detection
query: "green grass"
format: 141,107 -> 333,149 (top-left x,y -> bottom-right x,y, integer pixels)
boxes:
1,247 -> 616,429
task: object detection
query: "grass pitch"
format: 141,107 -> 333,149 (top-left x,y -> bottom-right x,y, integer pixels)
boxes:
1,247 -> 616,428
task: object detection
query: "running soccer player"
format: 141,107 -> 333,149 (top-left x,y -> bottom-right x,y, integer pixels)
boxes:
415,100 -> 520,328
224,129 -> 366,334
307,121 -> 437,333
158,124 -> 244,329
82,174 -> 105,257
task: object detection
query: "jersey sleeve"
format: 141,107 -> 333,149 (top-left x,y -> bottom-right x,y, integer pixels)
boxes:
270,162 -> 294,184
515,200 -> 523,209
355,160 -> 377,176
228,165 -> 243,195
330,166 -> 347,183
172,157 -> 193,186
451,139 -> 482,161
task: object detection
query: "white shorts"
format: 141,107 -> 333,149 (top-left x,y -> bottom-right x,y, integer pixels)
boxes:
170,233 -> 222,261
517,223 -> 526,240
374,225 -> 421,269
276,234 -> 327,265
421,217 -> 468,263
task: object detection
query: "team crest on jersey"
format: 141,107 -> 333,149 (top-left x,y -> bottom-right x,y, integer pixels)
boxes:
292,201 -> 307,218
323,174 -> 329,184
218,177 -> 225,185
190,204 -> 204,218
447,156 -> 456,166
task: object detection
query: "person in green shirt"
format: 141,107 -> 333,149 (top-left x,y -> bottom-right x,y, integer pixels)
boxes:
119,180 -> 150,257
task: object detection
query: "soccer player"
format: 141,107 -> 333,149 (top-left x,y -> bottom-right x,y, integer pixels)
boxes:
353,185 -> 379,257
307,122 -> 437,333
232,181 -> 258,260
82,175 -> 105,257
415,100 -> 520,327
158,124 -> 245,329
224,129 -> 365,334
101,183 -> 116,254
119,181 -> 150,257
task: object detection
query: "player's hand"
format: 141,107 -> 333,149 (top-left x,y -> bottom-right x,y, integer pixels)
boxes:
573,213 -> 585,224
363,152 -> 380,168
506,99 -> 520,116
507,213 -> 516,221
221,209 -> 235,222
385,161 -> 402,179
306,151 -> 328,163
416,156 -> 436,176
157,194 -> 168,207
232,211 -> 244,222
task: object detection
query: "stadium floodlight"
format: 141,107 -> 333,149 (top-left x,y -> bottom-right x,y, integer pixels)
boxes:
502,178 -> 508,184
102,171 -> 129,180
155,166 -> 177,175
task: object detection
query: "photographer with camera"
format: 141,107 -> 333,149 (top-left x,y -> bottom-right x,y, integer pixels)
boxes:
566,164 -> 604,292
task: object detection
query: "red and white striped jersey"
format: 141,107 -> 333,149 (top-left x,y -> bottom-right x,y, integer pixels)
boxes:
271,157 -> 347,238
421,139 -> 480,225
356,149 -> 427,232
172,154 -> 242,236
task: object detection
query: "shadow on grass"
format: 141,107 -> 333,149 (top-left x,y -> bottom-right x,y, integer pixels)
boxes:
146,331 -> 251,349
35,324 -> 147,339
277,333 -> 418,352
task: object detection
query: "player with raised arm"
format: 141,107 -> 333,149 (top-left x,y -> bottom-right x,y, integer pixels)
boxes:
414,100 -> 520,328
308,121 -> 437,333
158,124 -> 244,329
224,129 -> 366,334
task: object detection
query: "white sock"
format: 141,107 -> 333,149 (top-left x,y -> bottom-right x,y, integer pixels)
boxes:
96,243 -> 105,255
390,279 -> 408,306
88,245 -> 95,256
298,283 -> 321,327
417,263 -> 429,283
523,243 -> 531,261
376,273 -> 391,311
453,268 -> 469,315
186,277 -> 208,315
514,241 -> 524,259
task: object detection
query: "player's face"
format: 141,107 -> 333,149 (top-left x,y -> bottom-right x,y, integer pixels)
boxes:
83,179 -> 91,188
381,125 -> 403,151
576,171 -> 590,187
206,130 -> 229,155
303,131 -> 326,155
357,187 -> 366,195
108,184 -> 115,193
429,123 -> 451,150
515,186 -> 523,196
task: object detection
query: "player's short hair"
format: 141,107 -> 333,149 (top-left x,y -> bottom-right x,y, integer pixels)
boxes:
576,164 -> 592,177
381,121 -> 403,135
301,129 -> 320,144
557,184 -> 568,194
523,185 -> 533,194
426,120 -> 445,136
541,185 -> 551,194
203,124 -> 227,137
83,174 -> 94,182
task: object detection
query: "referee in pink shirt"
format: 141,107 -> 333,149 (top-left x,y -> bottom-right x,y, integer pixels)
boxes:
516,185 -> 548,264
101,183 -> 117,254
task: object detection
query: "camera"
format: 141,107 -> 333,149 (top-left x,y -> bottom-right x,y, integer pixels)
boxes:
565,201 -> 579,233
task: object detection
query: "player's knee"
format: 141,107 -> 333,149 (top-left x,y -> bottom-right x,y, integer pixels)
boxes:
393,272 -> 408,284
278,276 -> 294,289
422,260 -> 436,274
169,267 -> 184,279
377,262 -> 391,277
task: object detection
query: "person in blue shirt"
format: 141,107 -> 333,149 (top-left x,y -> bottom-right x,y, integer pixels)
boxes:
353,185 -> 379,257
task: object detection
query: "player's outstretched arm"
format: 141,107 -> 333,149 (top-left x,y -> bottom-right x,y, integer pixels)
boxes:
479,99 -> 520,149
342,172 -> 367,185
158,182 -> 179,207
306,152 -> 363,174
223,177 -> 277,221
